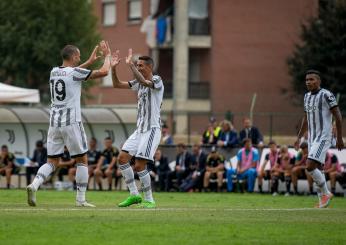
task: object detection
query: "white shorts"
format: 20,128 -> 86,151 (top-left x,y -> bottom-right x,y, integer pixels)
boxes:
47,122 -> 88,158
122,127 -> 161,161
308,139 -> 331,164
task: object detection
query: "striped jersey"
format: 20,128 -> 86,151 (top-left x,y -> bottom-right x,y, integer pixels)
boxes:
49,66 -> 91,127
304,88 -> 338,145
129,75 -> 164,133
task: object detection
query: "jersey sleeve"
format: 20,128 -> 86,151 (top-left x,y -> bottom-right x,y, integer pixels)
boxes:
253,149 -> 259,162
237,150 -> 242,162
73,67 -> 92,82
324,90 -> 338,109
152,75 -> 163,90
128,79 -> 139,91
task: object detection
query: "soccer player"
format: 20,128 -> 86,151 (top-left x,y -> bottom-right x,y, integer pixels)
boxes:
26,41 -> 112,207
110,49 -> 164,208
295,70 -> 344,208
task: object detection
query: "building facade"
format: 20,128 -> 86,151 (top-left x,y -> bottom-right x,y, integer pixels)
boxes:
89,0 -> 318,136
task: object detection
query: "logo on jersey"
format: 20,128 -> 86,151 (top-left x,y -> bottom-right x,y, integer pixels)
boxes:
305,105 -> 317,112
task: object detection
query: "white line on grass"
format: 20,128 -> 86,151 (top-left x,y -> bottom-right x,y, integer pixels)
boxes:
0,207 -> 342,212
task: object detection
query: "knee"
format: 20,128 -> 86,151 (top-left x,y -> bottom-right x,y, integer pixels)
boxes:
118,152 -> 130,165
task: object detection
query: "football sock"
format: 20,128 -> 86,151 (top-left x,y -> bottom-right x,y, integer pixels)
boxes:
138,169 -> 154,202
32,163 -> 55,191
293,185 -> 298,193
271,176 -> 279,193
309,186 -> 313,194
258,184 -> 263,192
308,169 -> 330,195
76,164 -> 88,202
119,163 -> 139,195
314,183 -> 322,203
285,176 -> 291,193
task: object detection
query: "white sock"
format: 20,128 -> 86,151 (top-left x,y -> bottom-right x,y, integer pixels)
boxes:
138,169 -> 154,202
31,163 -> 55,191
76,164 -> 88,202
119,163 -> 139,195
308,169 -> 330,195
314,183 -> 322,203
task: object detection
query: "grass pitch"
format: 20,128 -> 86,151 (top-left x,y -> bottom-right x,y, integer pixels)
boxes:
0,190 -> 345,245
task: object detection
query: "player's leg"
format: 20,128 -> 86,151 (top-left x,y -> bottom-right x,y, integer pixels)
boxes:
135,128 -> 161,208
68,167 -> 77,189
5,167 -> 13,189
284,172 -> 292,196
226,168 -> 236,192
329,171 -> 337,194
64,123 -> 94,207
203,170 -> 211,191
291,166 -> 300,194
271,171 -> 280,196
27,127 -> 63,206
257,169 -> 264,193
105,167 -> 113,191
245,168 -> 257,192
216,170 -> 224,192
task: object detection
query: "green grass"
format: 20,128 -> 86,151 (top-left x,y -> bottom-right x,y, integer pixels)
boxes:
0,190 -> 346,245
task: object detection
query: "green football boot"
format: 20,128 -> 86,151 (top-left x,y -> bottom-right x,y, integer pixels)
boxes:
118,195 -> 142,207
138,200 -> 156,209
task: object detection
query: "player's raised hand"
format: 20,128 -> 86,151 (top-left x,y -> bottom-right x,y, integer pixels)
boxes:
111,50 -> 121,67
99,40 -> 109,57
88,45 -> 101,63
336,138 -> 344,151
126,48 -> 133,65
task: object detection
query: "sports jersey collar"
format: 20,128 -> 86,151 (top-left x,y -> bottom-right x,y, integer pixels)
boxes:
311,88 -> 321,95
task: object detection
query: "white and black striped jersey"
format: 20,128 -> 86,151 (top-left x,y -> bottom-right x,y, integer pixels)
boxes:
49,66 -> 91,127
129,75 -> 164,133
304,88 -> 338,145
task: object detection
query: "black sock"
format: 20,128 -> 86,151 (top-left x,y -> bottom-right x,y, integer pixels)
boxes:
309,186 -> 313,194
272,176 -> 278,193
258,184 -> 262,192
294,185 -> 298,193
285,176 -> 291,193
98,183 -> 103,191
331,187 -> 336,194
7,183 -> 10,189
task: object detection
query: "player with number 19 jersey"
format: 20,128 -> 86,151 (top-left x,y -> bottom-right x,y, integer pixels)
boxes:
47,66 -> 91,157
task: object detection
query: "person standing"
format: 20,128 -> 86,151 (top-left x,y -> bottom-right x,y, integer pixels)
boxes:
110,49 -> 164,208
295,70 -> 344,208
26,41 -> 112,207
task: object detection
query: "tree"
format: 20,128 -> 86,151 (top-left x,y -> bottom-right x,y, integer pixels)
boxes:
287,0 -> 346,112
0,0 -> 100,103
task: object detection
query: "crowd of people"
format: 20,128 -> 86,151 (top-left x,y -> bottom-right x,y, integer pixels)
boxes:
1,121 -> 344,195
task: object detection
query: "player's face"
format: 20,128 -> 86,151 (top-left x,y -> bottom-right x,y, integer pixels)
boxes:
104,139 -> 112,149
305,74 -> 320,92
89,139 -> 96,149
245,141 -> 251,149
244,119 -> 251,128
154,150 -> 161,160
136,60 -> 152,77
269,144 -> 277,152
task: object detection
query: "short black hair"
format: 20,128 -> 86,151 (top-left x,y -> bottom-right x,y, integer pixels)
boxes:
1,145 -> 8,149
306,70 -> 321,80
242,138 -> 252,145
104,137 -> 112,141
138,56 -> 154,67
36,140 -> 43,147
268,140 -> 276,145
61,45 -> 79,60
300,142 -> 308,149
90,137 -> 97,142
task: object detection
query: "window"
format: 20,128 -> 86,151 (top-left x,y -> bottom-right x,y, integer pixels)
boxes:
128,0 -> 142,21
102,0 -> 116,26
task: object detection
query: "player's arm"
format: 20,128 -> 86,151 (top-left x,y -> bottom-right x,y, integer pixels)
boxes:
87,41 -> 111,80
331,106 -> 344,150
79,45 -> 100,69
295,113 -> 308,148
126,49 -> 155,88
261,159 -> 268,172
96,156 -> 105,170
107,156 -> 117,170
110,50 -> 131,89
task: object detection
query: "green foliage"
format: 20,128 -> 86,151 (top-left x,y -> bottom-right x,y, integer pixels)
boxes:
287,0 -> 346,111
0,0 -> 100,103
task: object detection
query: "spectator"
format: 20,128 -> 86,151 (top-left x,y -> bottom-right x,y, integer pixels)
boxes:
324,151 -> 342,195
93,137 -> 120,191
58,146 -> 76,183
291,142 -> 313,195
257,140 -> 279,193
202,116 -> 222,145
271,145 -> 295,196
69,137 -> 101,188
161,124 -> 174,145
0,145 -> 17,189
217,120 -> 238,148
203,146 -> 225,192
153,149 -> 170,191
239,118 -> 264,148
226,139 -> 258,193
26,140 -> 47,186
168,143 -> 193,190
180,143 -> 207,192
